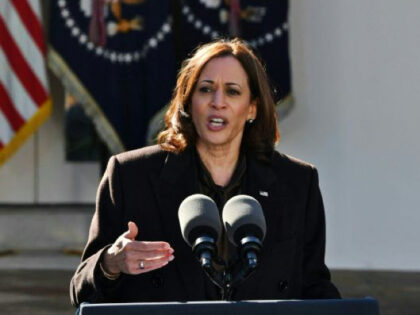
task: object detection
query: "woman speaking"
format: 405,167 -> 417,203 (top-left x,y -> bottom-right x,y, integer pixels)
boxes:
70,39 -> 340,306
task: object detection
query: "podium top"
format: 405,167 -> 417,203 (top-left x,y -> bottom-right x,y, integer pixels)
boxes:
79,298 -> 380,315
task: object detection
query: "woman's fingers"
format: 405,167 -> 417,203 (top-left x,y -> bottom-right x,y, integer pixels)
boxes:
103,226 -> 175,276
124,241 -> 174,258
116,241 -> 175,275
122,221 -> 138,241
123,246 -> 174,260
127,240 -> 171,252
133,248 -> 174,260
130,254 -> 175,275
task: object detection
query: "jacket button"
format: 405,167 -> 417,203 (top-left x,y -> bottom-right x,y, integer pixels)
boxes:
278,280 -> 288,292
151,273 -> 164,288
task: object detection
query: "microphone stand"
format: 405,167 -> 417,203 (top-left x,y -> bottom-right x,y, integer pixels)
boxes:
193,236 -> 262,301
220,236 -> 263,300
192,236 -> 225,292
221,252 -> 260,300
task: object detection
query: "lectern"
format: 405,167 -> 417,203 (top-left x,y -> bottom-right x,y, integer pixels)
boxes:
79,297 -> 380,315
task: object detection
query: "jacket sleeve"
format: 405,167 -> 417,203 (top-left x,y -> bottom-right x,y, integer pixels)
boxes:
70,156 -> 126,307
302,167 -> 341,299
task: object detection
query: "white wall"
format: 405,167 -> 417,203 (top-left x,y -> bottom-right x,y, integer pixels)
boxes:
281,0 -> 420,270
36,71 -> 100,203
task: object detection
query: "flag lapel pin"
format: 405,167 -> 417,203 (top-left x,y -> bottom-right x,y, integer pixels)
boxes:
259,190 -> 269,197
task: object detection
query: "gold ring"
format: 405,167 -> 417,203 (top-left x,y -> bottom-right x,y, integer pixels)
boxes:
139,260 -> 145,270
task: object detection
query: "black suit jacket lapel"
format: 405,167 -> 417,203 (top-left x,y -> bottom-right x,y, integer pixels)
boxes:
246,155 -> 283,244
150,148 -> 206,300
246,154 -> 295,241
240,155 -> 288,297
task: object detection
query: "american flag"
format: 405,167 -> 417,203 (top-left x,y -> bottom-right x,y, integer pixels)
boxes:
0,0 -> 51,166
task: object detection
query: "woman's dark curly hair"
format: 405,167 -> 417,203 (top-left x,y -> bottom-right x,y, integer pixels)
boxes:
158,38 -> 280,162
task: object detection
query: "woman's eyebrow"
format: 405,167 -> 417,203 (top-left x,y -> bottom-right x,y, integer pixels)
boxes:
199,79 -> 214,84
226,82 -> 241,88
199,80 -> 241,88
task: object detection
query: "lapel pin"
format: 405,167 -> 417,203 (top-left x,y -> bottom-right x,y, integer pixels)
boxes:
259,190 -> 269,197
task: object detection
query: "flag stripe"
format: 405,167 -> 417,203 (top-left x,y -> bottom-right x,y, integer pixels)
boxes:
0,49 -> 38,121
26,0 -> 42,23
0,109 -> 14,145
0,16 -> 47,107
0,81 -> 25,131
0,0 -> 51,166
10,0 -> 46,55
0,2 -> 47,90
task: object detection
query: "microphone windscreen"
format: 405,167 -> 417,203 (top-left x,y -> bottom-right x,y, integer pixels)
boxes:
178,194 -> 221,246
222,195 -> 266,246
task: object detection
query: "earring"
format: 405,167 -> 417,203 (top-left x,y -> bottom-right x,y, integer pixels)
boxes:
247,119 -> 254,124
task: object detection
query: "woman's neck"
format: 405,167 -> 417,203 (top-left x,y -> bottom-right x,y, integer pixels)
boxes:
196,142 -> 240,187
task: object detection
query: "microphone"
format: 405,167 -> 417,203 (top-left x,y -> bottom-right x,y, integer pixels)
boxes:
222,195 -> 266,269
178,194 -> 221,269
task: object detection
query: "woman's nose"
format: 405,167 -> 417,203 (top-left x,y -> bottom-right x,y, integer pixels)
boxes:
211,89 -> 225,109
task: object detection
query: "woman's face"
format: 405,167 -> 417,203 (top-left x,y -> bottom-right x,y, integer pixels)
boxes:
191,56 -> 257,152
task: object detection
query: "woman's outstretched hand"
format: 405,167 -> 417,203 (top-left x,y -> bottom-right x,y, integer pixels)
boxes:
101,221 -> 174,276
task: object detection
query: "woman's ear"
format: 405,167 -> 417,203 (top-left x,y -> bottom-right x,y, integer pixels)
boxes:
248,98 -> 258,120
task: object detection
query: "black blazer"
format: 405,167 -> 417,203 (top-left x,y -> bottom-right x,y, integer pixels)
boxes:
70,145 -> 340,306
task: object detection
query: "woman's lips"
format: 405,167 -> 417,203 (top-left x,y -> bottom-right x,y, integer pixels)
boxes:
207,116 -> 227,131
